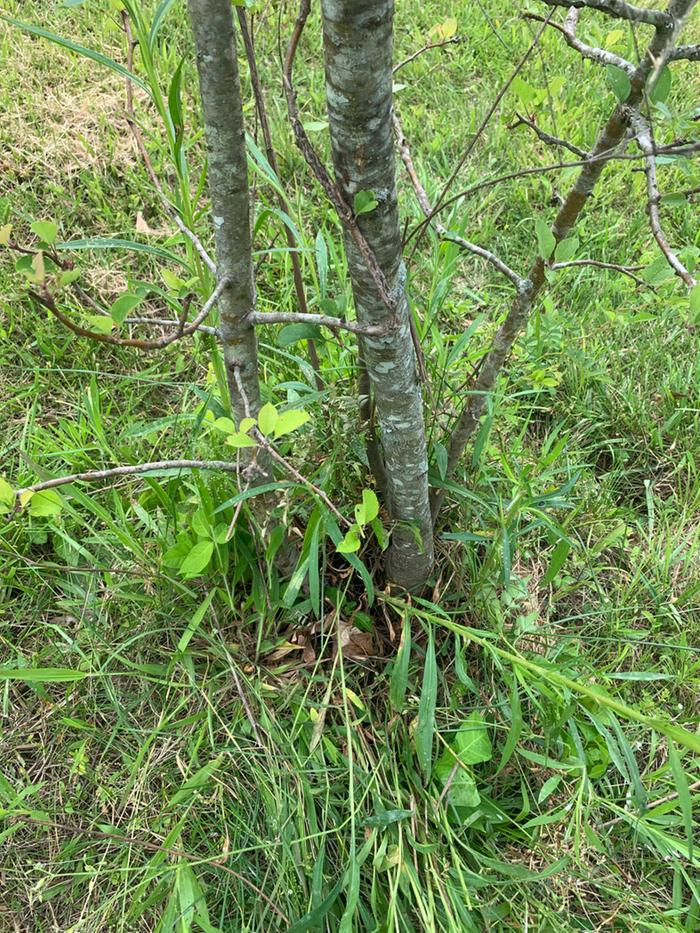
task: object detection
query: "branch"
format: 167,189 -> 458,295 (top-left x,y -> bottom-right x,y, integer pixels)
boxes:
15,459 -> 244,499
509,111 -> 589,159
524,10 -> 636,75
552,258 -> 652,287
231,366 -> 349,527
122,11 -> 217,275
633,116 -> 697,288
670,43 -> 700,61
540,0 -> 672,28
393,35 -> 462,73
124,316 -> 219,336
393,115 -> 527,290
248,310 -> 388,336
30,278 -> 228,349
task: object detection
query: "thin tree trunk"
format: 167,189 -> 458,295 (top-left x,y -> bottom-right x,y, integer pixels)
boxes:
433,0 -> 696,517
320,0 -> 434,590
187,0 -> 267,477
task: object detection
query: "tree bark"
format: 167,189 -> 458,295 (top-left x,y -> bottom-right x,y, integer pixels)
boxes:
187,0 -> 265,456
320,0 -> 434,590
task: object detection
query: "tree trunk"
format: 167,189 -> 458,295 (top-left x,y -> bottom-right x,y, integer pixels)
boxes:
320,0 -> 434,590
187,0 -> 266,465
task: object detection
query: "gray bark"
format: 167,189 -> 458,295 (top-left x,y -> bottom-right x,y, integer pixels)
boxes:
320,0 -> 434,590
187,0 -> 264,436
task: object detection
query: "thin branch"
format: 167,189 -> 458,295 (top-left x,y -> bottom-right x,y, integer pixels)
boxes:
15,459 -> 245,500
393,115 -> 527,290
122,11 -> 217,276
413,11 -> 555,256
670,43 -> 700,60
406,139 -> 700,246
30,278 -> 228,350
235,8 -> 322,387
633,116 -> 697,287
124,316 -> 219,336
248,310 -> 388,336
393,35 -> 462,73
231,366 -> 349,527
509,111 -> 589,159
524,9 -> 636,73
540,0 -> 672,28
552,257 -> 652,287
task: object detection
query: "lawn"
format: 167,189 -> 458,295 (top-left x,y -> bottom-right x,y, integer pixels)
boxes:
1,0 -> 700,929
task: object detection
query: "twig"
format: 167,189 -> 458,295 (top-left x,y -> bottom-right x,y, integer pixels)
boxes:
524,9 -> 636,75
393,114 -> 527,290
15,458 -> 246,500
413,11 -> 555,257
235,8 -> 322,388
248,310 -> 388,336
29,278 -> 229,350
552,258 -> 652,287
406,139 -> 700,246
633,115 -> 697,287
121,11 -> 217,275
600,778 -> 700,829
231,366 -> 349,527
124,316 -> 218,336
670,43 -> 700,61
393,35 -> 462,73
11,815 -> 288,924
540,0 -> 672,28
509,111 -> 589,159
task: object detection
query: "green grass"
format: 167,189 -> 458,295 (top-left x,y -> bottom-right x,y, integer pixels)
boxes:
1,0 -> 700,929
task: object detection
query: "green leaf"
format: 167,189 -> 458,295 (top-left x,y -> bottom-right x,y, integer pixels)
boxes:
3,17 -> 149,93
109,293 -> 142,325
59,269 -> 81,287
87,315 -> 116,335
30,220 -> 58,245
452,712 -> 492,764
355,488 -> 379,527
225,432 -> 258,448
336,526 -> 361,554
542,539 -> 571,585
535,219 -> 556,261
606,64 -> 631,102
668,742 -> 693,861
390,614 -> 412,711
211,417 -> 236,434
178,590 -> 216,653
303,120 -> 328,133
149,0 -> 178,51
353,189 -> 379,216
28,489 -> 63,517
689,284 -> 700,315
554,236 -> 579,263
0,477 -> 14,512
650,65 -> 672,104
643,254 -> 676,285
415,629 -> 437,779
277,323 -> 324,347
54,237 -> 185,265
0,667 -> 87,683
537,774 -> 563,804
512,75 -> 537,107
0,223 -> 12,246
179,540 -> 214,577
434,758 -> 480,807
257,402 -> 278,436
273,409 -> 310,438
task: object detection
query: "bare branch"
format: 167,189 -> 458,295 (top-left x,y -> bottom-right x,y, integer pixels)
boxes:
30,278 -> 228,350
670,43 -> 700,60
393,35 -> 462,74
540,0 -> 672,28
231,366 -> 349,526
122,11 -> 217,275
248,310 -> 388,336
393,115 -> 527,290
124,317 -> 219,336
633,116 -> 697,287
16,459 -> 245,499
524,10 -> 636,75
509,111 -> 589,158
552,258 -> 652,287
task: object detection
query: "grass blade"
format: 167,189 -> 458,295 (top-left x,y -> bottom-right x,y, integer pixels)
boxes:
415,627 -> 437,780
